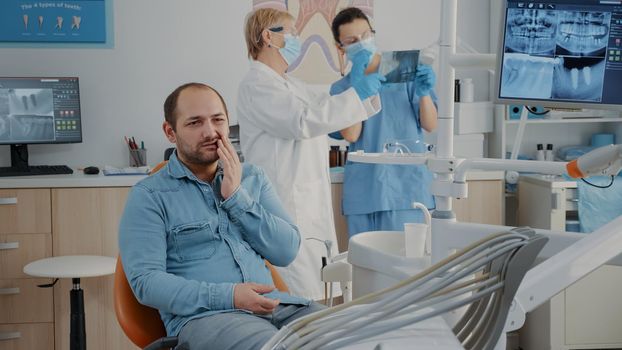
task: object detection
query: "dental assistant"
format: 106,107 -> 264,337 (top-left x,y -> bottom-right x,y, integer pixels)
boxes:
330,7 -> 437,237
237,8 -> 385,300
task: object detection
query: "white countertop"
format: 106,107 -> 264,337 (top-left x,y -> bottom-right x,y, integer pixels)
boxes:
0,170 -> 146,189
0,168 -> 505,188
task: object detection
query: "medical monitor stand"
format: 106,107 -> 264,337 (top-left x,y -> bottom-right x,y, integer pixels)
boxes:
9,144 -> 30,169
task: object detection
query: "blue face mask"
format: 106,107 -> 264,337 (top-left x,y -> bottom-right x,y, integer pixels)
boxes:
275,34 -> 302,66
345,37 -> 377,63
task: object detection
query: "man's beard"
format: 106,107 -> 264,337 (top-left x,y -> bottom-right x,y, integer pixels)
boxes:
178,137 -> 219,166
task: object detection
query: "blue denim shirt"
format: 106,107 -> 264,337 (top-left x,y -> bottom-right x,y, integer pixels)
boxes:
119,152 -> 309,336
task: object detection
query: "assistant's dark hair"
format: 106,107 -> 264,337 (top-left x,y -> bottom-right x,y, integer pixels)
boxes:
163,83 -> 228,130
331,7 -> 372,44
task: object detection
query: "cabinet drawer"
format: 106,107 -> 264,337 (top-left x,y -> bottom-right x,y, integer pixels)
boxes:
0,323 -> 53,350
566,198 -> 579,211
0,279 -> 53,323
0,234 -> 52,279
565,188 -> 578,200
565,188 -> 579,211
0,189 -> 51,235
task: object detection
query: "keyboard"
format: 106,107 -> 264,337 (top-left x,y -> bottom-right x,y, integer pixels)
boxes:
0,165 -> 74,177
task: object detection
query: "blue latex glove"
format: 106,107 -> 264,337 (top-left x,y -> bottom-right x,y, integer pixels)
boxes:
350,50 -> 386,100
415,64 -> 436,97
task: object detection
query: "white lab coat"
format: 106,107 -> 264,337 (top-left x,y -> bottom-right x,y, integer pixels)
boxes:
236,61 -> 381,300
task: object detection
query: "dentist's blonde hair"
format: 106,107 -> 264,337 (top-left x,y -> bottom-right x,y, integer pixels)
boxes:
244,8 -> 294,60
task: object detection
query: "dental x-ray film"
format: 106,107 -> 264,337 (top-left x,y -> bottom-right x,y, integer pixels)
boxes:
379,50 -> 420,84
498,0 -> 622,107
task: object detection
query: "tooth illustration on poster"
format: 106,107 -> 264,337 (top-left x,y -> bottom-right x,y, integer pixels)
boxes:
71,16 -> 81,30
55,16 -> 63,30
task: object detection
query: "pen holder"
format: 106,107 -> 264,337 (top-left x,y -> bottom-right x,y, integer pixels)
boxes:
129,149 -> 147,167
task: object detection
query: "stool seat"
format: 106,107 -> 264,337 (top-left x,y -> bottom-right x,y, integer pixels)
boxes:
24,255 -> 116,279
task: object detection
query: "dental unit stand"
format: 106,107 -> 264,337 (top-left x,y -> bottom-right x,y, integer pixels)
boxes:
433,1 -> 622,349
340,1 -> 622,349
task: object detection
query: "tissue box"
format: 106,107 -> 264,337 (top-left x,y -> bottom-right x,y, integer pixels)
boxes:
454,102 -> 493,135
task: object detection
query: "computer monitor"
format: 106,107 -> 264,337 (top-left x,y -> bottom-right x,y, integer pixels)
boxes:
0,77 -> 82,168
495,0 -> 622,110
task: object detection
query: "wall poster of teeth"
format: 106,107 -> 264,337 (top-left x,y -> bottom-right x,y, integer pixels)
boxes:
0,0 -> 111,46
499,4 -> 616,104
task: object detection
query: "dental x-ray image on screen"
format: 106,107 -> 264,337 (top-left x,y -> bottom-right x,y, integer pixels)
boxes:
497,0 -> 622,109
556,11 -> 610,57
552,56 -> 605,101
501,53 -> 557,99
504,9 -> 558,56
0,88 -> 55,142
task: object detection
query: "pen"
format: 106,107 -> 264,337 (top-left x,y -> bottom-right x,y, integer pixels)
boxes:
125,136 -> 140,165
131,137 -> 138,150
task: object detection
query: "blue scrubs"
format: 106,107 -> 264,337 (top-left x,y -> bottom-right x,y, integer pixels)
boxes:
330,76 -> 436,237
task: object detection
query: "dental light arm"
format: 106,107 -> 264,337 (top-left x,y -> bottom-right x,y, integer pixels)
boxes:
566,144 -> 622,178
452,144 -> 622,187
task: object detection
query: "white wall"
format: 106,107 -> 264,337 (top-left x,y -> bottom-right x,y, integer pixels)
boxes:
0,1 -> 252,167
456,0 -> 494,102
0,0 -> 491,168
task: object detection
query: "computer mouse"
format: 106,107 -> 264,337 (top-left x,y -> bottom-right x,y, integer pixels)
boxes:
83,166 -> 100,175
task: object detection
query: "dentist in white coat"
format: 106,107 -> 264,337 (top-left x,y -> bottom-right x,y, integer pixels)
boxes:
237,7 -> 385,300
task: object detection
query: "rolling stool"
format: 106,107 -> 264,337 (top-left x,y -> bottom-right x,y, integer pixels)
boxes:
23,255 -> 117,350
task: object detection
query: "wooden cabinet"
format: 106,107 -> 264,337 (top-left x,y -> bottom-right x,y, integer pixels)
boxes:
51,187 -> 135,350
0,189 -> 51,235
517,175 -> 622,350
0,279 -> 54,324
0,186 -> 137,350
0,323 -> 54,350
0,189 -> 53,350
453,180 -> 504,225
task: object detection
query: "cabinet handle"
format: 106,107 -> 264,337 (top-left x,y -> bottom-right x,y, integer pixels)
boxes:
551,193 -> 560,210
0,242 -> 19,250
0,287 -> 20,295
567,198 -> 579,203
0,197 -> 17,205
0,331 -> 21,341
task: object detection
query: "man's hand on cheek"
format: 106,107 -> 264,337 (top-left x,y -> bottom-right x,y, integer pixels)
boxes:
217,132 -> 242,200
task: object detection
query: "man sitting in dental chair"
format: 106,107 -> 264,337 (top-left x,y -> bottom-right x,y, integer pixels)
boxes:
119,82 -> 324,350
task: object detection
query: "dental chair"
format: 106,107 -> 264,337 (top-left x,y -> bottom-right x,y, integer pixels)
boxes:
114,257 -> 289,350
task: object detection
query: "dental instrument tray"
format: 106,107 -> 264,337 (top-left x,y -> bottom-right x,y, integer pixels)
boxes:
348,151 -> 429,165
